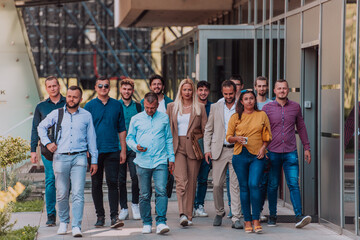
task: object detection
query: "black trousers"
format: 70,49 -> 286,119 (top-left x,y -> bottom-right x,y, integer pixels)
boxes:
91,151 -> 120,219
118,150 -> 139,209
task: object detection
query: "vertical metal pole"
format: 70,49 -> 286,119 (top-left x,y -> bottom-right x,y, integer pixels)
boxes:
277,20 -> 280,81
262,0 -> 266,76
269,0 -> 273,98
355,0 -> 360,235
340,0 -> 346,231
317,2 -> 323,222
248,0 -> 252,23
254,0 -> 258,80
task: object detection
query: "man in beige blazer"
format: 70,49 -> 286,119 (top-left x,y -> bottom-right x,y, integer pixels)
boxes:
204,80 -> 243,229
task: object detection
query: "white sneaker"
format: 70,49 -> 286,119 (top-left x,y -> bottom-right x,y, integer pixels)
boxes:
188,220 -> 193,226
156,224 -> 170,234
132,203 -> 141,220
195,205 -> 208,217
260,214 -> 267,222
119,208 -> 129,220
180,215 -> 188,227
142,225 -> 152,234
57,222 -> 67,235
72,227 -> 82,237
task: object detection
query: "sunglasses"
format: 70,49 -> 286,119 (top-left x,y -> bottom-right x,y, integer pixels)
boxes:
98,84 -> 109,89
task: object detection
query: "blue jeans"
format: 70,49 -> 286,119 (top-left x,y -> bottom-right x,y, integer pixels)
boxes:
232,147 -> 265,221
53,152 -> 87,229
42,155 -> 56,216
259,158 -> 270,212
194,158 -> 211,209
136,164 -> 168,226
267,150 -> 302,217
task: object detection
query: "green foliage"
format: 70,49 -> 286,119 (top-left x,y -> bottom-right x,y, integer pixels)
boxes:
0,136 -> 30,168
0,206 -> 15,236
10,200 -> 44,213
0,225 -> 38,240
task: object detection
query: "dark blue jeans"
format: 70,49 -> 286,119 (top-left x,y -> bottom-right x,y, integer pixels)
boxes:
194,158 -> 211,209
42,155 -> 56,216
232,147 -> 265,221
267,150 -> 302,217
118,150 -> 139,209
136,164 -> 168,226
259,158 -> 270,212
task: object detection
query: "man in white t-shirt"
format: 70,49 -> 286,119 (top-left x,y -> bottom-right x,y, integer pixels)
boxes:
141,74 -> 173,112
255,76 -> 272,110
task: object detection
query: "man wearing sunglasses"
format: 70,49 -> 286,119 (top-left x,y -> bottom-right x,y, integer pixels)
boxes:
84,77 -> 127,228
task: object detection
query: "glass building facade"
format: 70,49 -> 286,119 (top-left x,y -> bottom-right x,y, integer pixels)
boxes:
161,0 -> 360,237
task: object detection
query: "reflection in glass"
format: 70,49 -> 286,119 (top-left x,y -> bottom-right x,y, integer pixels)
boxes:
343,1 -> 356,233
288,0 -> 301,11
273,0 -> 285,17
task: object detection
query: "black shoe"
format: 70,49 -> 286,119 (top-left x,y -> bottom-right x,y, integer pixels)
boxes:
94,217 -> 105,228
295,215 -> 312,228
267,215 -> 277,227
46,214 -> 56,226
231,219 -> 244,229
213,214 -> 224,226
111,217 -> 124,228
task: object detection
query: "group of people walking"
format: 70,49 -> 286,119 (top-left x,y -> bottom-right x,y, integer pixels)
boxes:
30,74 -> 312,237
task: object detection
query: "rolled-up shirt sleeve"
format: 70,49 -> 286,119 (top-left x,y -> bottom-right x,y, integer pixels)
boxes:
37,110 -> 57,147
86,115 -> 98,164
126,117 -> 138,152
164,117 -> 175,162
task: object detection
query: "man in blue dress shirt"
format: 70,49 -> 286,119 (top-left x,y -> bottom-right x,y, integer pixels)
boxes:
127,92 -> 175,235
30,76 -> 66,226
38,86 -> 98,237
84,77 -> 127,229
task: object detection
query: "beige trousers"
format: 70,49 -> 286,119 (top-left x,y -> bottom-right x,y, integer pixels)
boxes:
212,147 -> 242,222
174,136 -> 201,220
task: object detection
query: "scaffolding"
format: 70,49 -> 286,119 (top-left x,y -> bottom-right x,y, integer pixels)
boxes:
20,0 -> 154,93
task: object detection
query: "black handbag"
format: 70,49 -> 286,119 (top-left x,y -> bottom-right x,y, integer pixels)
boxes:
40,108 -> 64,161
166,171 -> 175,198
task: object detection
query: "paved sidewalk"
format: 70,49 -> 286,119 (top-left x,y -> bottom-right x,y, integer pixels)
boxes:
31,201 -> 351,240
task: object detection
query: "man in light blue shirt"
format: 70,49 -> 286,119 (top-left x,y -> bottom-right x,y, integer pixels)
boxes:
126,92 -> 174,235
38,86 -> 98,237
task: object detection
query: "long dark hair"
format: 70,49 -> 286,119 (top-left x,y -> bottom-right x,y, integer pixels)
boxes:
235,90 -> 258,120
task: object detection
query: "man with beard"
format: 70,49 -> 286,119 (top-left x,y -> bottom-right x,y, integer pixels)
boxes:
84,77 -> 127,229
38,86 -> 98,237
204,80 -> 242,229
262,79 -> 312,228
254,76 -> 272,222
255,76 -> 272,110
193,80 -> 212,217
30,76 -> 65,226
141,74 -> 173,112
118,78 -> 142,221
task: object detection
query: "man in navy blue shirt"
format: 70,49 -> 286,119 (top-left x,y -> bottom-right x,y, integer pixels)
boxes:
118,78 -> 142,221
194,80 -> 212,217
30,76 -> 66,226
84,77 -> 127,228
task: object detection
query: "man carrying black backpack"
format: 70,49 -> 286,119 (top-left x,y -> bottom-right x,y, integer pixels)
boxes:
30,76 -> 66,227
118,78 -> 143,221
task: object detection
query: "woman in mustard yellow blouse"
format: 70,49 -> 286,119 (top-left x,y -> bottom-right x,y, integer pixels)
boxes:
226,90 -> 271,233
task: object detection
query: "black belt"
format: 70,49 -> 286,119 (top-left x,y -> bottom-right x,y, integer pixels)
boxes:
60,150 -> 87,155
223,144 -> 234,148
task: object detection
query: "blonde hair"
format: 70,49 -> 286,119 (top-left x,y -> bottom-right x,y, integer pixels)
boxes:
173,79 -> 201,116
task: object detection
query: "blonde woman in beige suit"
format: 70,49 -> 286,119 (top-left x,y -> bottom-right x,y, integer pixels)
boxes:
166,79 -> 207,227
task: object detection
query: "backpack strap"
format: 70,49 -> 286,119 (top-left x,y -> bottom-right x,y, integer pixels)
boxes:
135,102 -> 142,113
54,108 -> 64,144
